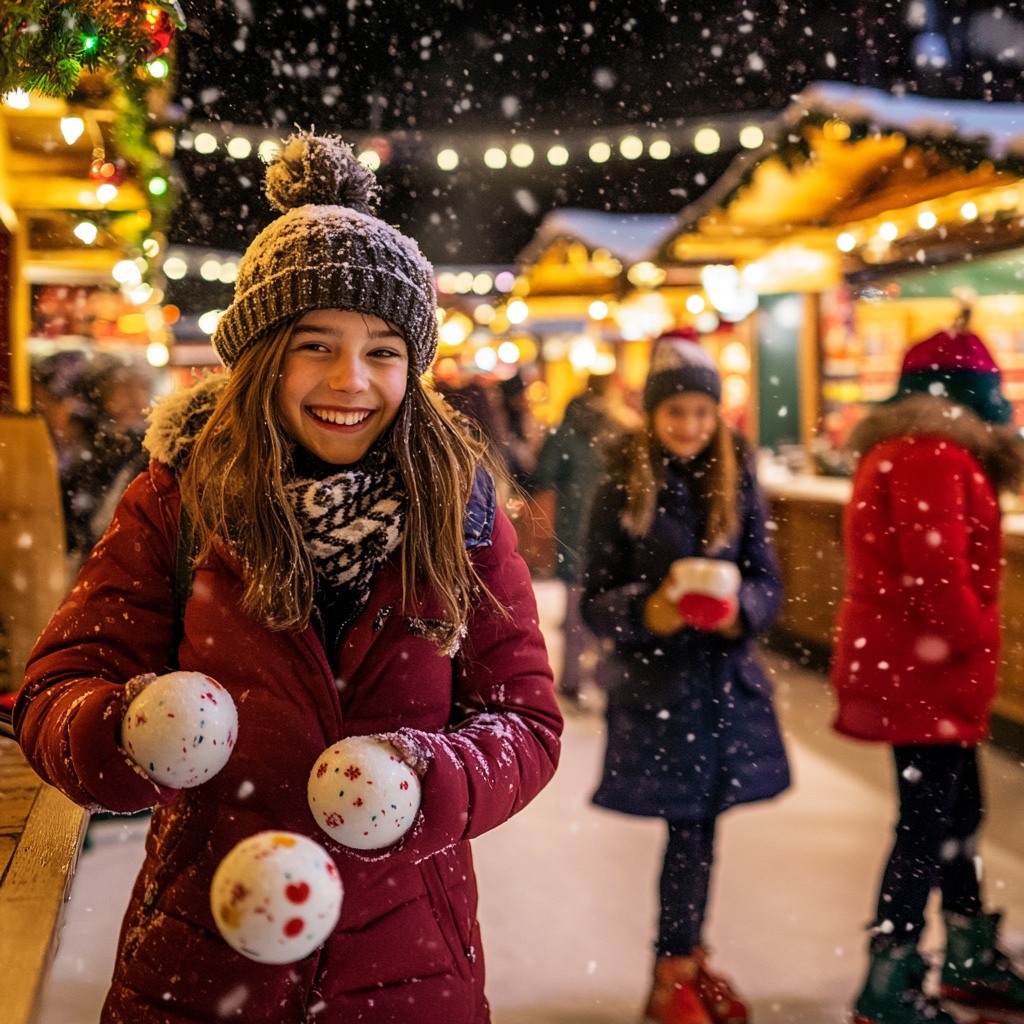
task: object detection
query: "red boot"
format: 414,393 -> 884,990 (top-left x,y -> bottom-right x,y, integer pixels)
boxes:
693,947 -> 749,1024
644,956 -> 714,1024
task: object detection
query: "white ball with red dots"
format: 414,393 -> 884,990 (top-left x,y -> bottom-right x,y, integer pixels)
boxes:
122,671 -> 237,788
210,831 -> 343,963
307,736 -> 421,850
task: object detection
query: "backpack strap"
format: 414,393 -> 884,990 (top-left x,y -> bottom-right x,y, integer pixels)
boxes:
168,502 -> 195,671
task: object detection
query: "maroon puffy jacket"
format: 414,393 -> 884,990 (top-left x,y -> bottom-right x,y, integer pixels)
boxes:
16,456 -> 561,1024
832,394 -> 1023,746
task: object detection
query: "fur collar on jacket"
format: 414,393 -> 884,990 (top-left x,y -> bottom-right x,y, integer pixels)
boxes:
144,372 -> 227,471
849,393 -> 1024,492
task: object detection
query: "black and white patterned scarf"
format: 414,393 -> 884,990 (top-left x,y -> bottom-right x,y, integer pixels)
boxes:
284,449 -> 405,615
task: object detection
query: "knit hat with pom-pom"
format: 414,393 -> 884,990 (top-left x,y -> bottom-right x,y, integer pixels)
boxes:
889,326 -> 1012,425
643,328 -> 722,412
212,131 -> 438,374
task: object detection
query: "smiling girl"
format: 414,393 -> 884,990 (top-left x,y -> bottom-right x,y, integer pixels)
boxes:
580,332 -> 789,1024
15,133 -> 561,1024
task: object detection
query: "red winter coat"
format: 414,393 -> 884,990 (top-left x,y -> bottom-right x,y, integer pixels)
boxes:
16,440 -> 560,1022
832,395 -> 1024,746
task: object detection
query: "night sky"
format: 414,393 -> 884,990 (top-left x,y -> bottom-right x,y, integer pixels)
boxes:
166,1 -> 1024,270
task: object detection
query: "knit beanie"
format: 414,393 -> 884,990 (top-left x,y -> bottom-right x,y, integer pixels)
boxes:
890,328 -> 1012,426
643,329 -> 722,412
211,131 -> 438,374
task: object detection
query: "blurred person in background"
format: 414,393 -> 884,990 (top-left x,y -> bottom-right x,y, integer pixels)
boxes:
32,351 -> 99,575
32,350 -> 95,477
535,371 -> 624,702
833,321 -> 1024,1024
432,359 -> 504,448
63,355 -> 155,572
495,370 -> 542,491
580,335 -> 789,1024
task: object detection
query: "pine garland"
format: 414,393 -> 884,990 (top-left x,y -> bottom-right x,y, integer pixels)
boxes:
0,0 -> 184,97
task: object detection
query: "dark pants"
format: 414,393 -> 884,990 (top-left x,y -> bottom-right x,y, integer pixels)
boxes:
658,817 -> 717,957
875,745 -> 983,947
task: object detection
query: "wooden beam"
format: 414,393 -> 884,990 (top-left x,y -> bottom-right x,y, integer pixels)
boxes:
0,740 -> 88,1024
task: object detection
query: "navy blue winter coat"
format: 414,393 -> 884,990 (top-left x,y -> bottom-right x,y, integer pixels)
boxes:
580,437 -> 790,821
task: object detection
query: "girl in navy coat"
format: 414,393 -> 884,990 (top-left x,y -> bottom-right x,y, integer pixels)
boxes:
580,333 -> 789,1024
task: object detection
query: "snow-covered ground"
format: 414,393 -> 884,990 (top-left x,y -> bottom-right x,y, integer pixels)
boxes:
36,580 -> 1024,1024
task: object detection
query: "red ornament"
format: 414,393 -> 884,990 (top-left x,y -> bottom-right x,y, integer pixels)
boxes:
89,158 -> 128,186
141,5 -> 175,58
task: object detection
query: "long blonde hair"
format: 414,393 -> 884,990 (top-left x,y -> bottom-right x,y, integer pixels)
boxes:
179,318 -> 492,649
620,418 -> 740,551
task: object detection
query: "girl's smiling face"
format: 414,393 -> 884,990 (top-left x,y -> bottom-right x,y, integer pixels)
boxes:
651,392 -> 719,460
276,308 -> 409,465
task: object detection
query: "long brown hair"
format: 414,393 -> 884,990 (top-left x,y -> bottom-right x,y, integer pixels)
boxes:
620,417 -> 740,552
179,318 -> 492,650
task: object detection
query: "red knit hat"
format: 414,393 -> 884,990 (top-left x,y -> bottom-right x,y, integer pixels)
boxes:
893,328 -> 1011,425
900,329 -> 1000,375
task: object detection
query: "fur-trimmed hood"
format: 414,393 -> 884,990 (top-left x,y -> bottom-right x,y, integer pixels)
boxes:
143,373 -> 227,472
848,393 -> 1024,492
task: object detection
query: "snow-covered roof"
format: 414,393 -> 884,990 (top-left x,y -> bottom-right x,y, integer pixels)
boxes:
657,83 -> 1024,262
796,81 -> 1024,161
517,209 -> 678,269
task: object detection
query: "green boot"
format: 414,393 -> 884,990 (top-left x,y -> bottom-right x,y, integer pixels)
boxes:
941,911 -> 1024,1011
854,944 -> 957,1024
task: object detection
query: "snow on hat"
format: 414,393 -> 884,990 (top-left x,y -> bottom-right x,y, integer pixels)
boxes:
212,131 -> 438,374
643,329 -> 722,412
891,328 -> 1012,425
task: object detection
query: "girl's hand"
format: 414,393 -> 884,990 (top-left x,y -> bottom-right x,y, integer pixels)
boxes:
124,672 -> 158,705
379,730 -> 430,779
714,603 -> 743,638
644,578 -> 686,636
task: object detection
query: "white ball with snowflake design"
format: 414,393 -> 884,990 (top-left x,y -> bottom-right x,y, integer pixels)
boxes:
307,736 -> 420,850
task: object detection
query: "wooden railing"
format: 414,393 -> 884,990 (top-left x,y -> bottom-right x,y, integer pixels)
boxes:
0,738 -> 88,1024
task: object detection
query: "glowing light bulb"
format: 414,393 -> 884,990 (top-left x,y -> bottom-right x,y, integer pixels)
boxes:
194,133 -> 218,154
147,342 -> 170,367
506,300 -> 529,324
484,147 -> 507,169
619,136 -> 643,160
74,221 -> 98,244
694,128 -> 720,154
226,137 -> 252,159
739,125 -> 764,149
836,232 -> 857,252
61,117 -> 85,144
510,143 -> 534,167
358,150 -> 381,171
437,148 -> 459,170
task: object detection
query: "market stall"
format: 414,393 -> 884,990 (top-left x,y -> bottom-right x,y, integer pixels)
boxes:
1,45 -> 177,694
652,82 -> 1024,746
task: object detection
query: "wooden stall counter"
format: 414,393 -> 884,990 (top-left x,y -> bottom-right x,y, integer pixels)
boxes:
762,470 -> 1024,753
0,738 -> 89,1024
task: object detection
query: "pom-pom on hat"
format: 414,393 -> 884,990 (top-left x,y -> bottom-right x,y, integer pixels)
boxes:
212,131 -> 438,374
643,328 -> 722,412
891,327 -> 1012,425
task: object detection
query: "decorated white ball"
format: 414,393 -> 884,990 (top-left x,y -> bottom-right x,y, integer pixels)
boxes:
307,736 -> 421,850
210,831 -> 343,963
122,671 -> 238,788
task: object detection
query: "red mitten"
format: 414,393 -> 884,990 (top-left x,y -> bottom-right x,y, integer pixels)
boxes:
678,592 -> 738,632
